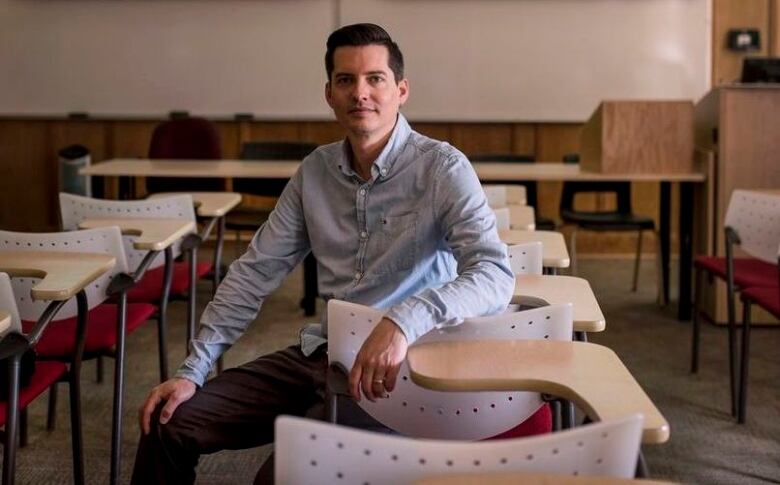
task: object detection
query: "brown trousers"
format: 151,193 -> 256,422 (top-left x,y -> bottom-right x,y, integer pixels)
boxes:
131,345 -> 328,485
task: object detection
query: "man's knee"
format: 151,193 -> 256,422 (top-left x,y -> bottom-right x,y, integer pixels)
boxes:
147,403 -> 196,454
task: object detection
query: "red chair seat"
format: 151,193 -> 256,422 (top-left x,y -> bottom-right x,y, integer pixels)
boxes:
0,361 -> 67,426
22,303 -> 156,359
127,261 -> 212,303
486,402 -> 552,440
694,256 -> 778,288
741,287 -> 780,318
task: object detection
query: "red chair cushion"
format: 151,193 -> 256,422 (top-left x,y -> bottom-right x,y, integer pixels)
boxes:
127,261 -> 212,303
742,287 -> 780,319
0,361 -> 67,426
22,303 -> 156,359
694,256 -> 778,289
485,402 -> 553,440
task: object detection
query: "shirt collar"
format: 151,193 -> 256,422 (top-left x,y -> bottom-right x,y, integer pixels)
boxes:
336,113 -> 412,181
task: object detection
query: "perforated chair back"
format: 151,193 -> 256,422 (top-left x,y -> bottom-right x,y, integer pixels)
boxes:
0,227 -> 129,320
59,193 -> 196,271
147,117 -> 224,193
275,413 -> 644,484
508,241 -> 543,275
0,273 -> 21,336
328,300 -> 573,440
724,189 -> 780,264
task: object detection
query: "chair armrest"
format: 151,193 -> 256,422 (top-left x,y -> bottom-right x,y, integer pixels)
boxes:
181,233 -> 203,252
107,273 -> 136,297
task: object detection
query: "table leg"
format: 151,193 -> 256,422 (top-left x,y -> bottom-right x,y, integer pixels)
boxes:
678,182 -> 694,320
659,182 -> 671,308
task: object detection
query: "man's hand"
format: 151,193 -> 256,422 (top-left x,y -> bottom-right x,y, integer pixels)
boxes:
138,377 -> 197,435
348,317 -> 408,402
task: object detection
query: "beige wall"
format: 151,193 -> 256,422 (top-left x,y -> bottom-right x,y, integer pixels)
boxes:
0,0 -> 710,122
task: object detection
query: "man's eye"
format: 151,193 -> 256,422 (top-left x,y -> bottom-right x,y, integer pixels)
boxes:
369,76 -> 384,83
336,78 -> 351,85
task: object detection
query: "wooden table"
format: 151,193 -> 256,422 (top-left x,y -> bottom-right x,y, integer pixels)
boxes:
0,311 -> 12,334
417,473 -> 673,485
82,159 -> 707,320
500,230 -> 570,269
514,275 -> 604,333
78,218 -> 195,251
407,339 -> 669,444
0,251 -> 116,300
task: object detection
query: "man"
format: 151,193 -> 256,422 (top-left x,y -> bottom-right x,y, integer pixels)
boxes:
132,23 -> 514,484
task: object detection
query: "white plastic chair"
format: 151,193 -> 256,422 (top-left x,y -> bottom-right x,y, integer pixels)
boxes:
327,300 -> 573,440
275,413 -> 644,484
0,273 -> 21,338
493,206 -> 536,231
508,241 -> 543,275
483,184 -> 527,208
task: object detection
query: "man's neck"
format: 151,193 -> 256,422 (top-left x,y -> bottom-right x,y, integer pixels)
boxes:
348,122 -> 396,181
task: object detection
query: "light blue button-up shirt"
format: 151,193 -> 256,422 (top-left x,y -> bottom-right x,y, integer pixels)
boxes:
176,114 -> 515,386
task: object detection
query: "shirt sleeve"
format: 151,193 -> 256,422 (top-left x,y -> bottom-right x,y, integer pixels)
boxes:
175,168 -> 311,386
384,152 -> 515,344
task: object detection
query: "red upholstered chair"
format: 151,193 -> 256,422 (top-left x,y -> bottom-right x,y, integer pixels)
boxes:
146,117 -> 224,194
59,193 -> 209,382
0,272 -> 85,485
737,251 -> 780,424
690,190 -> 780,418
0,227 -> 156,485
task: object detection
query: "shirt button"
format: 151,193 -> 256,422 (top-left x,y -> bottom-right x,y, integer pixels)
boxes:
354,271 -> 363,280
360,231 -> 368,239
359,189 -> 366,196
380,168 -> 388,176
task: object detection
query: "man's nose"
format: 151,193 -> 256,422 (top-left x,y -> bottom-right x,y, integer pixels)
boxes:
351,79 -> 369,101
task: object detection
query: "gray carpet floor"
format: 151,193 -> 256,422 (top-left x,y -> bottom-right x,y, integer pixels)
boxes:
5,245 -> 780,484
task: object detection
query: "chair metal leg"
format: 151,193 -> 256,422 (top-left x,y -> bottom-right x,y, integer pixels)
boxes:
561,401 -> 576,429
569,228 -> 578,276
690,267 -> 702,374
635,451 -> 650,478
725,248 -> 738,417
214,219 -> 225,376
738,300 -> 752,424
70,290 -> 87,485
654,231 -> 666,306
157,247 -> 174,382
46,383 -> 58,430
18,410 -> 27,448
186,246 -> 198,347
3,354 -> 21,485
632,229 -> 643,292
109,292 -> 128,485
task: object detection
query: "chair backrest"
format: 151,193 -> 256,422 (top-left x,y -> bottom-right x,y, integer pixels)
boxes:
275,413 -> 644,484
0,227 -> 129,320
559,181 -> 633,217
508,241 -> 543,275
59,193 -> 196,271
508,205 -> 536,231
483,185 -> 527,208
493,207 -> 510,231
147,117 -> 223,193
235,141 -> 318,196
0,273 -> 21,336
724,189 -> 780,264
328,300 -> 573,440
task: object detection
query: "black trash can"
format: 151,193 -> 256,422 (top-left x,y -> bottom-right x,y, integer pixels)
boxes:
58,144 -> 91,196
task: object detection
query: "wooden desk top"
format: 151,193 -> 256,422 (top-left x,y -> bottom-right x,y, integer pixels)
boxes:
78,218 -> 195,251
149,192 -> 242,217
408,340 -> 669,444
514,275 -> 605,333
417,473 -> 673,485
82,159 -> 707,182
0,251 -> 116,301
500,230 -> 570,268
0,311 -> 11,334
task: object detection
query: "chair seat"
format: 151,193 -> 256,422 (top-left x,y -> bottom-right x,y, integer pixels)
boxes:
0,361 -> 67,425
127,261 -> 212,303
22,303 -> 156,359
486,402 -> 552,439
741,287 -> 780,318
562,210 -> 655,230
694,256 -> 778,289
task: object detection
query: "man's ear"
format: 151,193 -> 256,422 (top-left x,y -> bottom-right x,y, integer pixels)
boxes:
397,79 -> 410,106
325,82 -> 334,109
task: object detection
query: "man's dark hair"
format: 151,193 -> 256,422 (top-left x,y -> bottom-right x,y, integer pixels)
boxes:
325,23 -> 404,83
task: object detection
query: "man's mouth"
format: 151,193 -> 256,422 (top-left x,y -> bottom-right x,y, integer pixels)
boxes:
349,107 -> 376,114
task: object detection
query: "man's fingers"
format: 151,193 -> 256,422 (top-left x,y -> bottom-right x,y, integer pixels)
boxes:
384,364 -> 401,393
159,393 -> 184,425
361,366 -> 378,402
349,364 -> 363,402
140,392 -> 162,436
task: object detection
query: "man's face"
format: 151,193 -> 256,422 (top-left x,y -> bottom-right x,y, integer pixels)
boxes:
326,44 -> 409,140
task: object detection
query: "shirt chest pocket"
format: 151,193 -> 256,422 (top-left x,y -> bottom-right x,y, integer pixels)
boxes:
368,212 -> 419,275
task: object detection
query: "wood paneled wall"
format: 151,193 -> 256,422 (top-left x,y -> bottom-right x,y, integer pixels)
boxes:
0,117 -> 673,256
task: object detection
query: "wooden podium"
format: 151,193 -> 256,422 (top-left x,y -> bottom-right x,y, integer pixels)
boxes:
695,85 -> 780,325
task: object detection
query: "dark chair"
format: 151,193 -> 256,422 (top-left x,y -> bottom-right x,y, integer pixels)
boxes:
228,141 -> 319,316
559,154 -> 660,300
146,117 -> 224,194
468,154 -> 556,231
